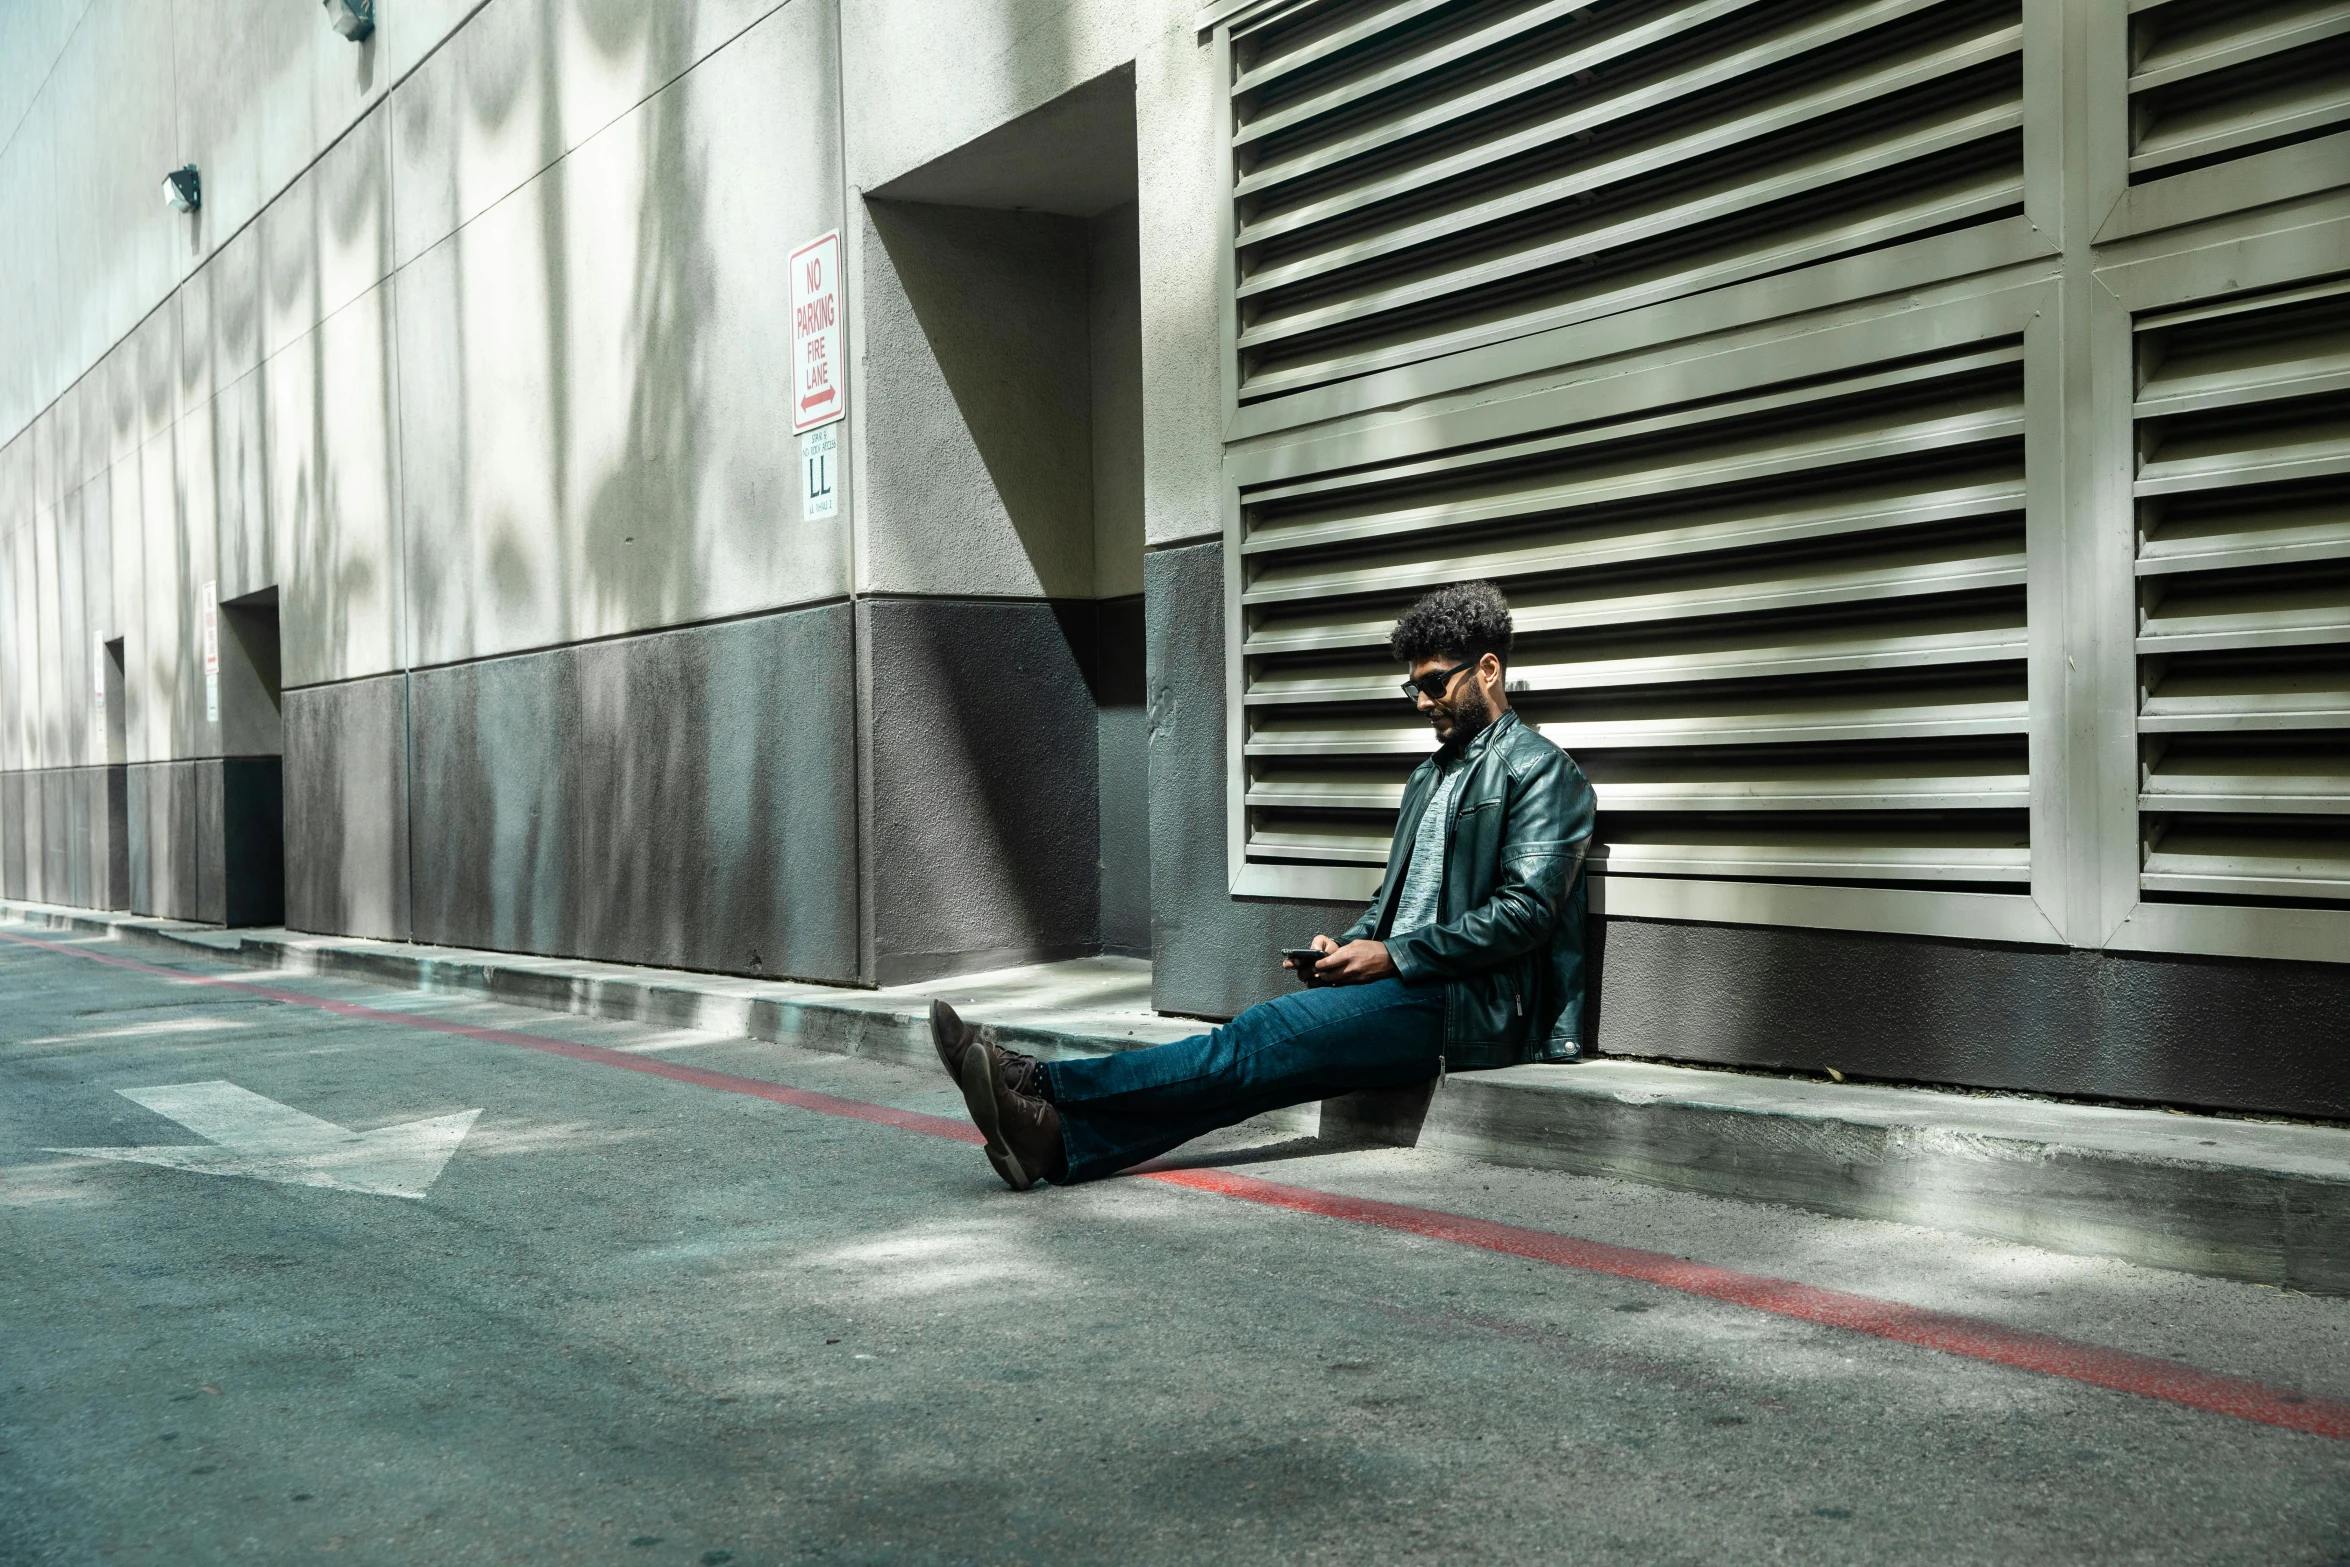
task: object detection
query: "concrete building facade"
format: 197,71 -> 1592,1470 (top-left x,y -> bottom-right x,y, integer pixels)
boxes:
3,0 -> 2347,1115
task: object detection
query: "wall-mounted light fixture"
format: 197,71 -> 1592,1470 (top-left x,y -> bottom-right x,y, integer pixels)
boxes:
323,0 -> 374,40
162,165 -> 201,213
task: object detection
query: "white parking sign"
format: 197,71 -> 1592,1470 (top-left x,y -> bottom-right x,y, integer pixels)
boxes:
790,231 -> 844,435
802,424 -> 838,521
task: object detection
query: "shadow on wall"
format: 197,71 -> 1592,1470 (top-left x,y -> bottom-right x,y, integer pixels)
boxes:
393,0 -> 738,657
569,2 -> 714,647
860,199 -> 1123,979
866,198 -> 1097,595
295,1 -> 753,958
560,3 -> 732,971
854,67 -> 1150,980
283,672 -> 410,941
862,595 -> 1103,986
278,117 -> 391,694
404,607 -> 860,984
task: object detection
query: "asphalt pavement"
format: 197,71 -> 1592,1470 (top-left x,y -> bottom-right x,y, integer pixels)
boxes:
4,920 -> 2348,1565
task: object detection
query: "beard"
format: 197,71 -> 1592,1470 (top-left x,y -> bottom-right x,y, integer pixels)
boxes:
1435,680 -> 1495,759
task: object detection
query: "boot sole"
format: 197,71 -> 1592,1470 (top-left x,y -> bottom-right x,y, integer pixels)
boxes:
958,1044 -> 1034,1192
928,1003 -> 961,1083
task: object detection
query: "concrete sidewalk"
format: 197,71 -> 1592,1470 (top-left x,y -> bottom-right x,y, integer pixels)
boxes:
7,897 -> 2348,1295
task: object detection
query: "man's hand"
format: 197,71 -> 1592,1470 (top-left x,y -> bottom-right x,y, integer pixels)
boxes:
1311,938 -> 1396,987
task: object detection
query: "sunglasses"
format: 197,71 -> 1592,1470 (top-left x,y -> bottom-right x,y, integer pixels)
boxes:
1400,660 -> 1479,703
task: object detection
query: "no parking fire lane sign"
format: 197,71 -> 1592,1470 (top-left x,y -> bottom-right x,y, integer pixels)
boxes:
791,230 -> 844,435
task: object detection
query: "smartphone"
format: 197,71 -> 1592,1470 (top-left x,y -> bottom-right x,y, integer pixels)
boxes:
1280,947 -> 1323,969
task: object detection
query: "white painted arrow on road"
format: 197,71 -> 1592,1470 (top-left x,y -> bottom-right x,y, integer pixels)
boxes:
47,1081 -> 481,1199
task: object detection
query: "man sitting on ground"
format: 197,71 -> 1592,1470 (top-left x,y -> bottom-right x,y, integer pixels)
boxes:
931,580 -> 1596,1190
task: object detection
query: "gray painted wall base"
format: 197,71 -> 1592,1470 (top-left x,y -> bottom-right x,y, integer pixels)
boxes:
1145,540 -> 1358,1018
125,758 -> 282,925
285,673 -> 410,942
1589,917 -> 2350,1122
259,596 -> 1141,990
0,765 -> 126,911
10,898 -> 2345,1296
396,606 -> 859,983
859,597 -> 1106,986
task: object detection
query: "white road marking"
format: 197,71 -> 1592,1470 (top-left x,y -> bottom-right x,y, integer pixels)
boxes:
46,1080 -> 482,1199
15,1017 -> 252,1047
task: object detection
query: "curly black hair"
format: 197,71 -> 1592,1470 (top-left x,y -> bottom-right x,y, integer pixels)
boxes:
1388,581 -> 1513,669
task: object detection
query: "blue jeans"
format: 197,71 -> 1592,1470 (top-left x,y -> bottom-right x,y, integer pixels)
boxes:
1042,978 -> 1445,1184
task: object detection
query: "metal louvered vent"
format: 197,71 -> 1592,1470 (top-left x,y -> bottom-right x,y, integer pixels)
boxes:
2127,0 -> 2350,184
1226,0 -> 2027,404
1237,343 -> 2031,894
2135,279 -> 2350,903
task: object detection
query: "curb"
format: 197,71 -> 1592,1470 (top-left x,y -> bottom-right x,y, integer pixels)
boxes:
8,900 -> 2348,1293
0,902 -> 1179,1074
1388,1067 -> 2350,1294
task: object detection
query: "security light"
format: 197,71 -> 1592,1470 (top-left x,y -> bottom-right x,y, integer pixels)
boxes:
162,165 -> 201,213
324,0 -> 374,40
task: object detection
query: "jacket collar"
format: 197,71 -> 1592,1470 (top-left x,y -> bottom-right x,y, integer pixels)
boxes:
1435,707 -> 1518,771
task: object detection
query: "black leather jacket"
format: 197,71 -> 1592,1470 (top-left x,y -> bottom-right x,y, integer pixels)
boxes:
1339,711 -> 1596,1068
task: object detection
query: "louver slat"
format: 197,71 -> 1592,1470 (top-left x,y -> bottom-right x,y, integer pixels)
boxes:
1248,623 -> 2028,706
1242,343 -> 2027,553
1235,0 -> 1935,206
2140,850 -> 2350,901
1236,345 -> 2031,891
2126,0 -> 2350,181
2133,281 -> 2350,903
1236,0 -> 1613,150
1231,0 -> 1460,95
1234,24 -> 2023,293
1227,0 -> 2028,404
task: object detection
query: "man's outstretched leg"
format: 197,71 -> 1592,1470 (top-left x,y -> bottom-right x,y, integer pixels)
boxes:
1048,979 -> 1442,1181
929,983 -> 1441,1190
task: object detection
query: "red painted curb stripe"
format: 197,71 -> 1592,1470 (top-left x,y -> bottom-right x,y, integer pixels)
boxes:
1147,1166 -> 2350,1441
10,925 -> 2346,1442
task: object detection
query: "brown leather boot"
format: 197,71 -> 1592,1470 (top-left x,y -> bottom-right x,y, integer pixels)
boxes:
928,1001 -> 1047,1099
957,1039 -> 1067,1190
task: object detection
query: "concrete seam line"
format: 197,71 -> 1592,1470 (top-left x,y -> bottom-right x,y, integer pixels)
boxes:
7,925 -> 2345,1444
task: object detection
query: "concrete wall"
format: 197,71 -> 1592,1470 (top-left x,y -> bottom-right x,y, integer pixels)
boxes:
2,0 -> 1190,975
0,764 -> 126,912
124,756 -> 279,925
840,0 -> 1185,195
1,0 -> 862,944
1591,921 -> 2350,1124
858,200 -> 1097,599
846,35 -> 1162,972
860,597 -> 1100,985
395,0 -> 851,669
1146,540 -> 1360,1018
0,0 -> 852,718
283,672 -> 410,942
1096,594 -> 1148,958
407,606 -> 859,982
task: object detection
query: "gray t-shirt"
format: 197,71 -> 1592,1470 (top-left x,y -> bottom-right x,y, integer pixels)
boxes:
1388,757 -> 1466,938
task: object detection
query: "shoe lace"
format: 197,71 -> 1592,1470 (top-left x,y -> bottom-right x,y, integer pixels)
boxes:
1002,1047 -> 1046,1099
